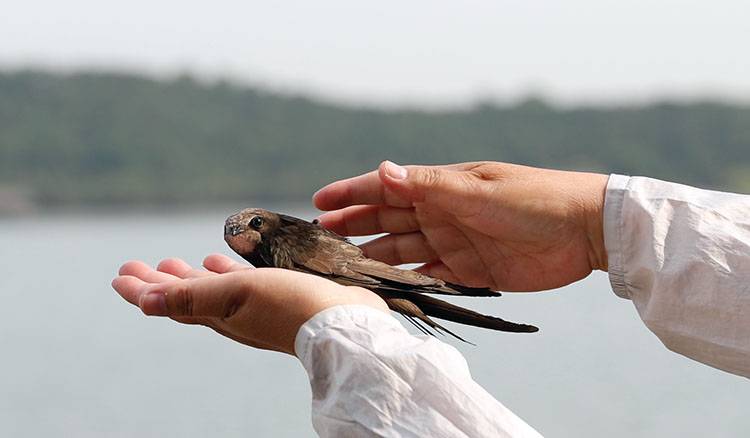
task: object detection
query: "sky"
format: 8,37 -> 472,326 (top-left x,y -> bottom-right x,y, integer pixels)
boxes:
1,0 -> 749,108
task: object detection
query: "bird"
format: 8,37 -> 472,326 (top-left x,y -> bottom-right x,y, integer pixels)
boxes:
224,208 -> 538,342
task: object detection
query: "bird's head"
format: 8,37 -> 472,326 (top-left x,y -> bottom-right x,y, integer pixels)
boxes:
223,208 -> 280,256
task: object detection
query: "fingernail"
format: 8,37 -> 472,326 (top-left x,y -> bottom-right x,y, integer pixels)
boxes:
140,291 -> 167,316
384,161 -> 408,180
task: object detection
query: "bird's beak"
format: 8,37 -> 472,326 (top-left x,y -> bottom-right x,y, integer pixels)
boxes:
224,224 -> 242,236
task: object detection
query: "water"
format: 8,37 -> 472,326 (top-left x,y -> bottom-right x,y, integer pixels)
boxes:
1,207 -> 748,437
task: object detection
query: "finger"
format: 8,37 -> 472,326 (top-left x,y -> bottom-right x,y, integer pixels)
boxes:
414,261 -> 462,285
111,275 -> 149,306
360,232 -> 439,265
313,169 -> 413,210
316,205 -> 420,236
157,258 -> 213,279
203,253 -> 251,274
119,260 -> 180,283
138,268 -> 343,319
139,272 -> 251,318
314,161 -> 480,211
379,161 -> 479,208
156,258 -> 193,276
314,165 -> 430,210
182,269 -> 214,278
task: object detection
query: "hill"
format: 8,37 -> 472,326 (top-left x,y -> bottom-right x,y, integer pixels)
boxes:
1,70 -> 749,208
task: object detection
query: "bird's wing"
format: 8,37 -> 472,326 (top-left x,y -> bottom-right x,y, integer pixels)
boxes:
288,232 -> 497,296
287,233 -> 380,285
348,257 -> 458,293
287,232 -> 455,291
274,218 -> 499,296
349,257 -> 500,296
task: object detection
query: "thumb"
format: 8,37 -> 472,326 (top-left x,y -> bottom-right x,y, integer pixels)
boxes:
378,160 -> 474,205
139,274 -> 247,318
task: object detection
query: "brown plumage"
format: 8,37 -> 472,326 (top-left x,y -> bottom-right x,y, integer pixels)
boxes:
224,208 -> 538,342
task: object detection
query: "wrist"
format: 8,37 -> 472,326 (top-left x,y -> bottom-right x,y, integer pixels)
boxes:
294,304 -> 401,360
582,173 -> 609,272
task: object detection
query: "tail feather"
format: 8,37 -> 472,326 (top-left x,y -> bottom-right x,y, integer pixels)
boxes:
384,297 -> 474,343
431,281 -> 502,297
382,292 -> 538,343
375,280 -> 501,297
411,293 -> 539,333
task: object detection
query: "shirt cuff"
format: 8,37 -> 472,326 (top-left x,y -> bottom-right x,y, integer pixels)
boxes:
604,174 -> 631,300
294,305 -> 404,364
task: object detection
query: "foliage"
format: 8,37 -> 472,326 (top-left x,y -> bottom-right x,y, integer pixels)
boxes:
1,70 -> 749,205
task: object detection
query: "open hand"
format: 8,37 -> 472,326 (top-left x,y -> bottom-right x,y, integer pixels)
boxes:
111,254 -> 388,355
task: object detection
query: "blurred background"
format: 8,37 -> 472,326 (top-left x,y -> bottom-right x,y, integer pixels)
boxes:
1,1 -> 749,437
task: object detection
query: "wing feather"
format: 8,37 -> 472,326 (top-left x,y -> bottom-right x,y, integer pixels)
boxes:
279,222 -> 498,297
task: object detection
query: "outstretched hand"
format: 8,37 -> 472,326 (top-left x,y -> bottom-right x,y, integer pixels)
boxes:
111,254 -> 387,355
314,161 -> 609,292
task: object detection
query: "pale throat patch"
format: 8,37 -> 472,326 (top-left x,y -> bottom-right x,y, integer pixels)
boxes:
224,234 -> 257,255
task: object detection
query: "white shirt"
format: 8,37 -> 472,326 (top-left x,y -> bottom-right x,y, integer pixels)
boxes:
294,175 -> 750,437
605,174 -> 750,377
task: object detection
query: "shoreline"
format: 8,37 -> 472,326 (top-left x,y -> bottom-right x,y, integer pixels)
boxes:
0,199 -> 319,219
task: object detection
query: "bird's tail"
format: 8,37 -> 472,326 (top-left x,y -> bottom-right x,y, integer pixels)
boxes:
382,292 -> 538,343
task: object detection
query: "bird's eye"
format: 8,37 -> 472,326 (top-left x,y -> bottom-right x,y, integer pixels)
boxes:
249,216 -> 264,230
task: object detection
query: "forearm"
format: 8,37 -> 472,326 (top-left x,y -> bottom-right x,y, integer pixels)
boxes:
604,175 -> 750,377
295,305 -> 543,438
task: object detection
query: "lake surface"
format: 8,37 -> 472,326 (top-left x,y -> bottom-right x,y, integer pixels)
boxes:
1,207 -> 748,437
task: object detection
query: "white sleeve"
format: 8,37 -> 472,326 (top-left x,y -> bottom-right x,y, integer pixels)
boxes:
604,174 -> 750,377
294,305 -> 543,438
